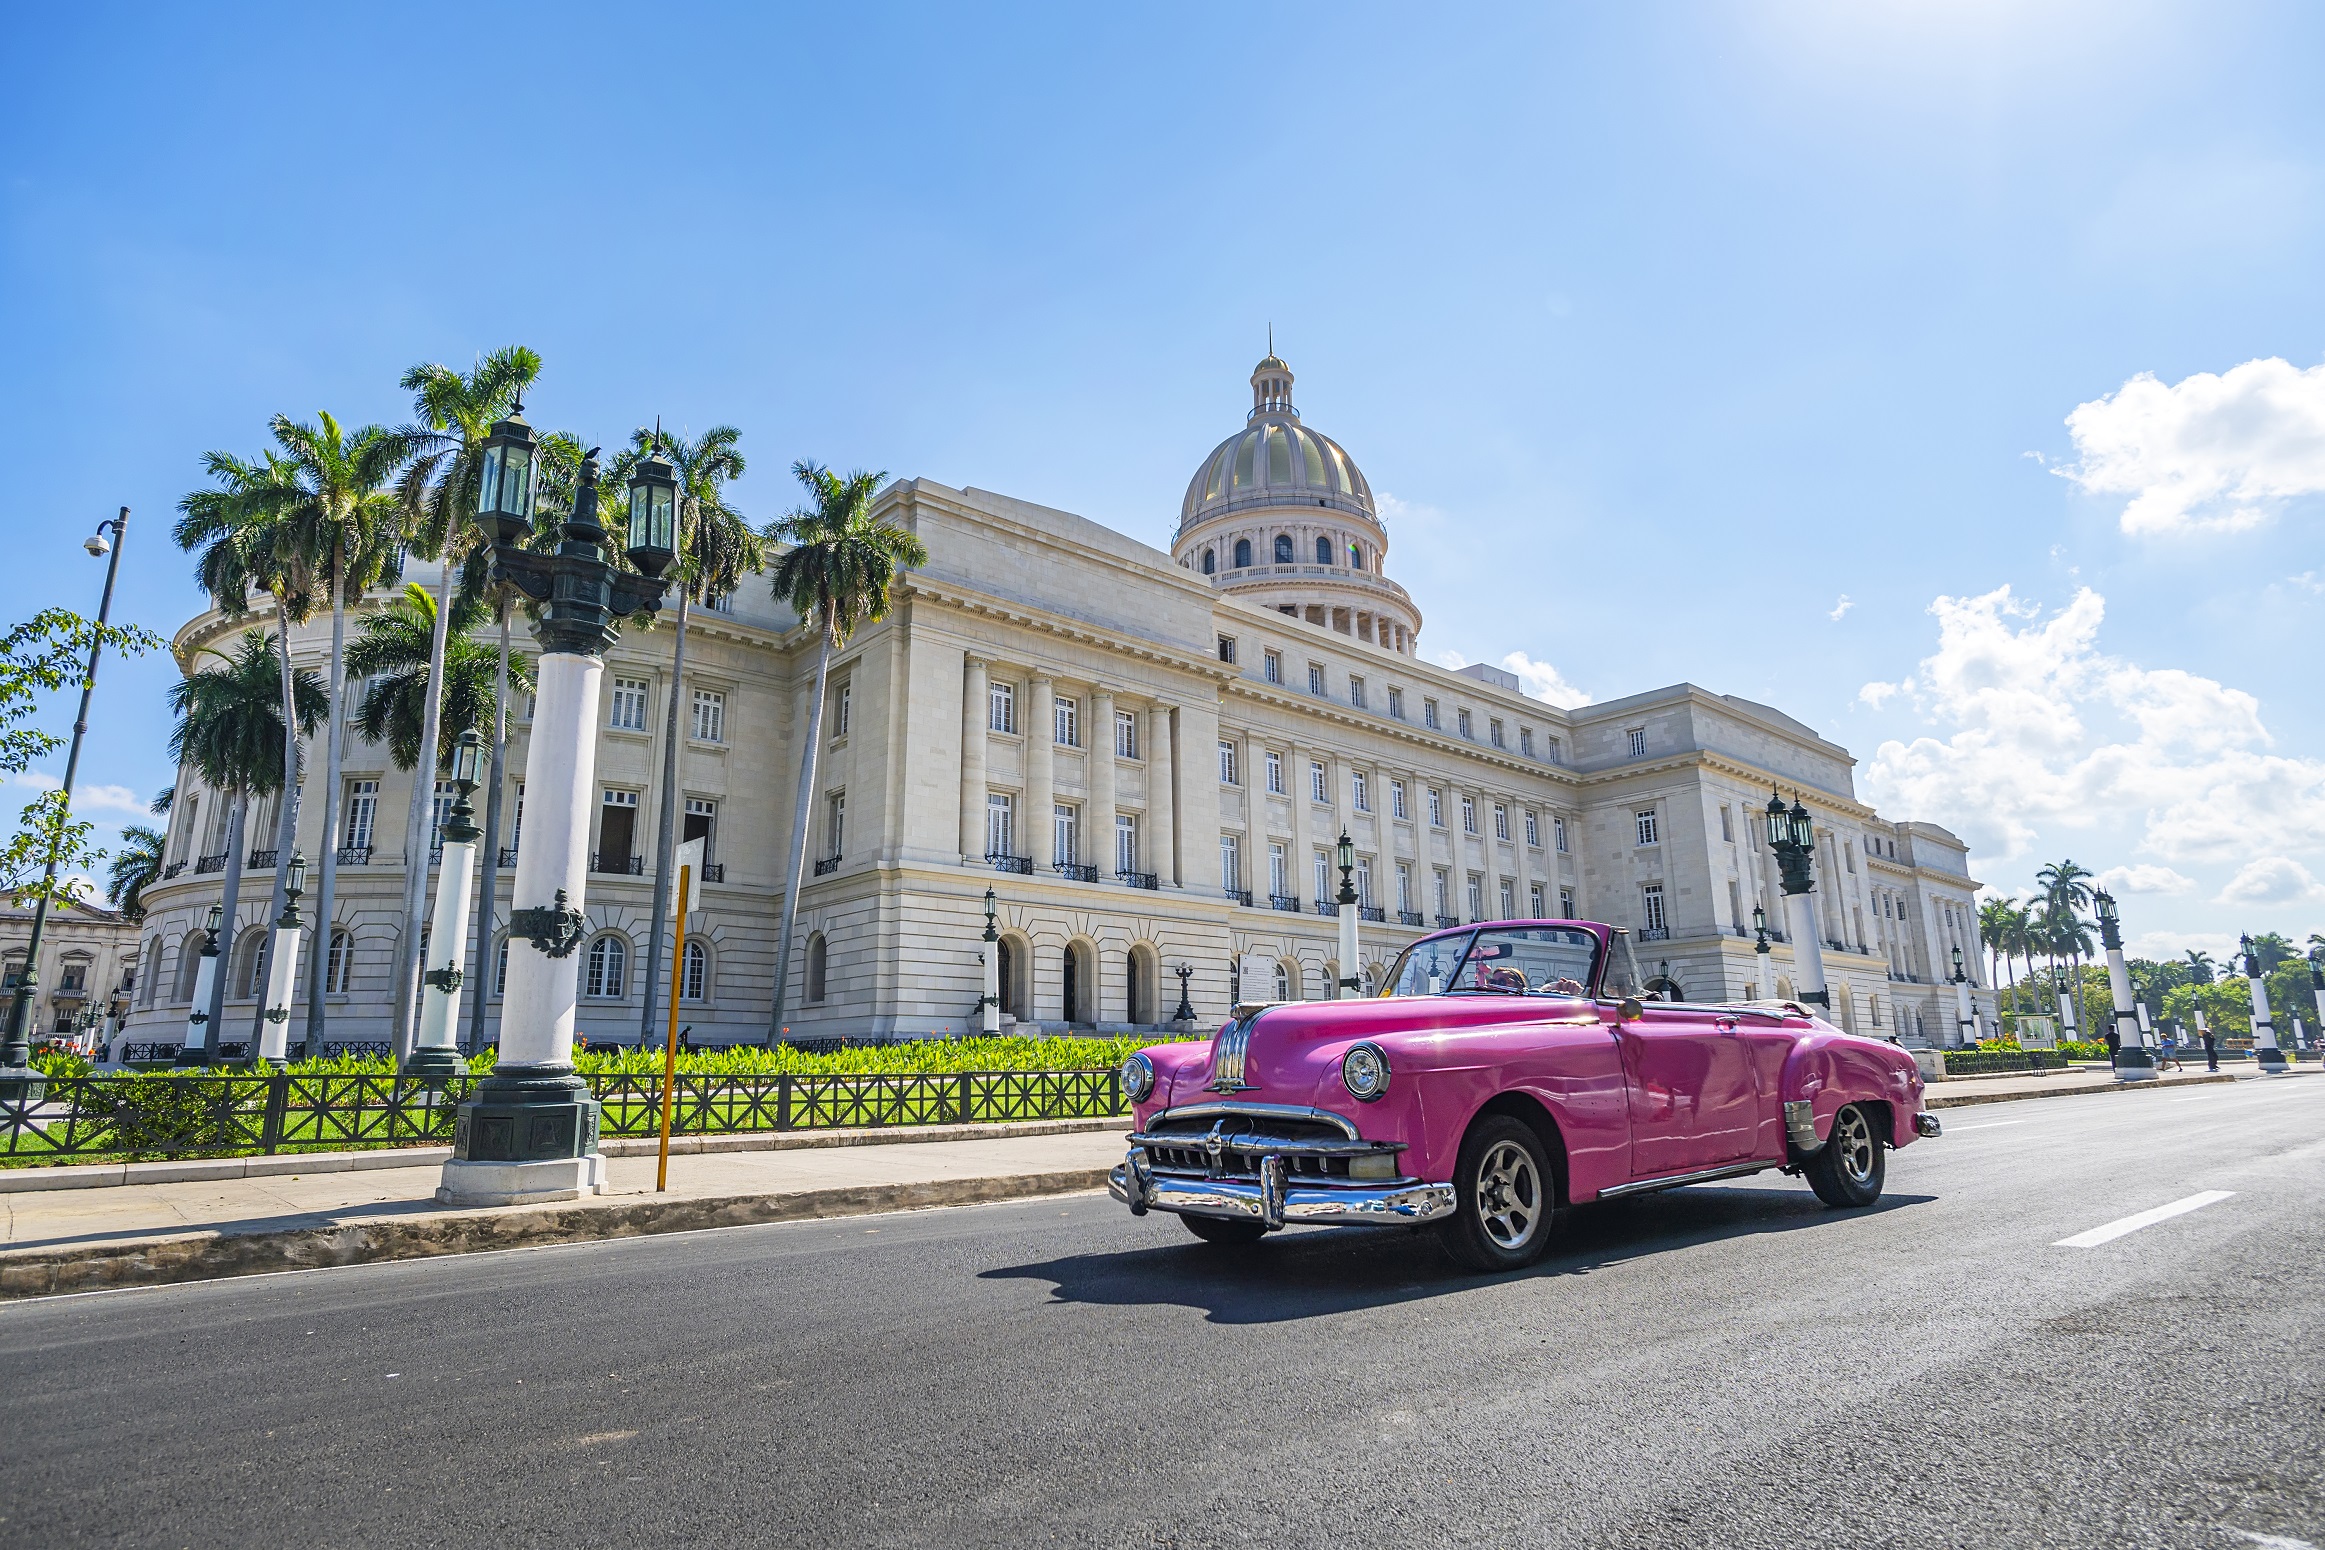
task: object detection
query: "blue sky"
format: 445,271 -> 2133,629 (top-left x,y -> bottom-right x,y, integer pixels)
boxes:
6,2 -> 2323,959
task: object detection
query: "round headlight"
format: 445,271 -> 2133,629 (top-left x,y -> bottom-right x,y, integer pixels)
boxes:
1341,1042 -> 1390,1103
1120,1050 -> 1157,1103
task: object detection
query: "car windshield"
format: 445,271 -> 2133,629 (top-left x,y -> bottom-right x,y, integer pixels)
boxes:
1382,927 -> 1599,998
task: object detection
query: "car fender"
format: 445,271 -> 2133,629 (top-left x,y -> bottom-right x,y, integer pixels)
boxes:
1780,1030 -> 1925,1151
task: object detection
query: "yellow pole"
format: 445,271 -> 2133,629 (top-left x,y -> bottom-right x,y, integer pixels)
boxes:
656,864 -> 690,1192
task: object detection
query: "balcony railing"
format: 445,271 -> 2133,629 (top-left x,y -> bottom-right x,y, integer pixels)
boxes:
1435,915 -> 1461,929
812,856 -> 840,876
1314,899 -> 1340,917
247,848 -> 278,870
1640,927 -> 1670,942
1269,894 -> 1301,913
592,852 -> 645,875
427,845 -> 442,865
335,845 -> 371,867
701,863 -> 724,883
1398,910 -> 1425,927
193,853 -> 227,874
160,861 -> 186,880
1054,862 -> 1099,882
1222,887 -> 1253,907
497,847 -> 519,866
987,852 -> 1032,875
1116,870 -> 1158,891
1360,906 -> 1386,923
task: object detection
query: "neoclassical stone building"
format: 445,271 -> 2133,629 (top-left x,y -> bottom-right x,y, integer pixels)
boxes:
121,353 -> 1994,1051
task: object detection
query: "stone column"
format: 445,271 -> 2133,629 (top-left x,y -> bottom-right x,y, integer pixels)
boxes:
1479,789 -> 1503,921
1515,799 -> 1536,916
959,654 -> 989,862
1290,742 -> 1313,906
1027,674 -> 1055,871
1090,687 -> 1116,875
1147,702 -> 1175,887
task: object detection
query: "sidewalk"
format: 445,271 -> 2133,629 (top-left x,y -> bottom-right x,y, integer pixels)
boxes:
1925,1062 -> 2288,1109
0,1123 -> 1133,1302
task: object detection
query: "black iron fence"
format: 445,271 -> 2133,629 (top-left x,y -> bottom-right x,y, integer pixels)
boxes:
0,1067 -> 1125,1165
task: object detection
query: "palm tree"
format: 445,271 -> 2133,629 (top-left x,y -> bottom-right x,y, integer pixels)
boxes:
1978,897 -> 2015,1010
258,410 -> 413,1050
609,424 -> 765,1044
105,826 -> 166,921
168,633 -> 326,1060
764,463 -> 926,1041
2183,948 -> 2215,986
2035,858 -> 2096,994
388,347 -> 540,1055
2248,931 -> 2296,974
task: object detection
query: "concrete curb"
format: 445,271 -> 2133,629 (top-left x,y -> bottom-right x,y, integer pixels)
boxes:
0,1117 -> 1129,1194
1925,1073 -> 2242,1110
0,1166 -> 1116,1302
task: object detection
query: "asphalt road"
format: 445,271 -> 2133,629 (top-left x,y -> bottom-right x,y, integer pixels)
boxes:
4,1076 -> 2322,1550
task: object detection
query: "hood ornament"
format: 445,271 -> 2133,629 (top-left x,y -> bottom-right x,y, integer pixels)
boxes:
1206,1015 -> 1256,1092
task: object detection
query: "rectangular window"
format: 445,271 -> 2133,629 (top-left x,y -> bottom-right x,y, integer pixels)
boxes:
1729,879 -> 1745,931
609,677 -> 649,731
1499,879 -> 1515,917
1423,698 -> 1440,730
1263,649 -> 1283,685
1635,808 -> 1660,846
343,780 -> 378,850
1314,851 -> 1330,906
1560,886 -> 1577,917
1217,635 -> 1237,665
511,782 -> 524,849
1269,842 -> 1288,899
835,682 -> 851,739
1397,862 -> 1413,913
986,791 -> 1014,858
1489,718 -> 1505,749
1461,796 -> 1477,835
1555,814 -> 1569,853
1352,770 -> 1370,812
1467,875 -> 1484,920
1054,802 -> 1079,866
1218,739 -> 1239,785
1530,883 -> 1546,916
1434,870 -> 1450,918
1349,675 -> 1366,709
1641,884 -> 1668,935
1307,662 -> 1326,696
1220,833 -> 1241,892
1457,708 -> 1474,739
598,788 -> 639,868
1626,727 -> 1647,759
1524,809 -> 1540,847
1520,728 -> 1535,758
824,791 -> 845,859
1264,750 -> 1284,794
1391,779 -> 1408,820
1115,813 -> 1138,875
430,780 -> 454,846
1493,803 -> 1509,842
1115,710 -> 1139,759
1720,805 -> 1734,842
692,688 -> 726,743
1309,760 -> 1328,804
1547,736 -> 1564,766
683,796 -> 715,862
1428,788 -> 1444,828
1357,857 -> 1374,909
1054,696 -> 1078,747
989,681 -> 1016,734
1388,687 -> 1405,720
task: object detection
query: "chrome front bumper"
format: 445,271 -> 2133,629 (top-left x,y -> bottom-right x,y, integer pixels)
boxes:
1109,1149 -> 1456,1230
1914,1112 -> 1942,1139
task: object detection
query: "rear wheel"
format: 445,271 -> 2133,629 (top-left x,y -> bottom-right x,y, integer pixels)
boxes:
1178,1213 -> 1267,1246
1803,1102 -> 1885,1208
1436,1115 -> 1556,1272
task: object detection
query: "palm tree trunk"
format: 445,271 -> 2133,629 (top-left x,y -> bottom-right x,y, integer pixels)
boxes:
466,602 -> 510,1054
203,793 -> 249,1059
305,553 -> 350,1052
390,554 -> 457,1063
642,586 -> 693,1045
768,626 -> 834,1044
247,604 -> 304,1056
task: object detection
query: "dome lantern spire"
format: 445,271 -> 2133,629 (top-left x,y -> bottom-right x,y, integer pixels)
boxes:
1249,332 -> 1295,421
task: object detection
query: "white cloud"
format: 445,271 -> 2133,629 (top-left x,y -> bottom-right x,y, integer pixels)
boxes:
1828,594 -> 1853,622
11,774 -> 144,814
1861,584 -> 2325,865
1374,491 -> 1449,531
2215,857 -> 2325,908
1857,680 -> 1901,709
12,772 -> 58,792
2126,928 -> 2241,962
2057,357 -> 2325,536
1497,652 -> 1592,709
2096,864 -> 2197,895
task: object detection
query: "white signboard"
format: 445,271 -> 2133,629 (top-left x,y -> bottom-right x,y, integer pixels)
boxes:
2017,1015 -> 2058,1050
1237,955 -> 1274,1003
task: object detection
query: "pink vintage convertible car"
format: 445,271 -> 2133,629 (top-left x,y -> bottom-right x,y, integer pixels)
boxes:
1107,920 -> 1939,1270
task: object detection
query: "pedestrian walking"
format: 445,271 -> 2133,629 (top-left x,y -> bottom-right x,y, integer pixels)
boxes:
2203,1028 -> 2218,1071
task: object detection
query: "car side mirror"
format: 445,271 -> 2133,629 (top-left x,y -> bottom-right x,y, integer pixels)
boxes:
1617,997 -> 1644,1023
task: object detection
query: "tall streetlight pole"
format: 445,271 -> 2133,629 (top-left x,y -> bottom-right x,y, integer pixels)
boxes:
1765,788 -> 1828,1008
408,729 -> 486,1083
436,427 -> 670,1207
1752,903 -> 1771,999
2093,889 -> 2155,1084
1,510 -> 129,1098
1334,831 -> 1360,998
1949,945 -> 1977,1049
978,886 -> 1000,1035
2241,932 -> 2288,1076
254,853 -> 308,1069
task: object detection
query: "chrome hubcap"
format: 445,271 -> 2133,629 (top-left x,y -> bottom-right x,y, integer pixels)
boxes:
1834,1106 -> 1875,1185
1474,1139 -> 1543,1251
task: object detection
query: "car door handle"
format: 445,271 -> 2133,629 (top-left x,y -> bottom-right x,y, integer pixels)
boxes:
1715,1016 -> 1739,1033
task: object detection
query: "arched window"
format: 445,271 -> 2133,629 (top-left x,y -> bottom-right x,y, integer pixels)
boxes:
493,935 -> 509,996
233,929 -> 267,998
682,938 -> 710,1002
585,935 -> 627,999
1349,541 -> 1363,570
1273,961 -> 1293,1001
1234,538 -> 1252,568
175,933 -> 206,1002
140,937 -> 161,1006
325,929 -> 354,994
1316,535 -> 1333,565
1273,534 -> 1293,565
1201,548 -> 1216,575
805,933 -> 827,1004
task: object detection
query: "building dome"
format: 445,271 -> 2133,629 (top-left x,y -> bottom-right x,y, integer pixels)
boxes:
1171,350 -> 1420,656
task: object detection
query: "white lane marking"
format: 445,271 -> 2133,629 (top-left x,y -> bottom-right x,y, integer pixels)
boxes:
2230,1531 -> 2317,1550
2054,1190 -> 2235,1249
1945,1120 -> 2024,1132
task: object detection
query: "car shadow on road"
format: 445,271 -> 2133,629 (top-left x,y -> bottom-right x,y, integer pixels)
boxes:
983,1183 -> 1935,1325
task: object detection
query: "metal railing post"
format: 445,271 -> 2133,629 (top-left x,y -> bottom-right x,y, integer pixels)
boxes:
776,1072 -> 792,1132
957,1070 -> 974,1125
261,1071 -> 290,1153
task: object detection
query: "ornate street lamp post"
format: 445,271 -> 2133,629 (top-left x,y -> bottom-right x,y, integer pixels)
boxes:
254,853 -> 308,1069
1752,903 -> 1771,999
175,904 -> 225,1067
1949,945 -> 1978,1048
409,729 -> 486,1082
2091,890 -> 2154,1082
1171,962 -> 1196,1024
1765,788 -> 1829,1008
1334,831 -> 1360,998
978,886 -> 1000,1035
2240,932 -> 2288,1076
0,509 -> 130,1098
437,438 -> 669,1207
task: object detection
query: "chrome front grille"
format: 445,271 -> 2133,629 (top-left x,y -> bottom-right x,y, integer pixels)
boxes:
1141,1143 -> 1357,1182
1132,1103 -> 1405,1187
1206,1019 -> 1253,1092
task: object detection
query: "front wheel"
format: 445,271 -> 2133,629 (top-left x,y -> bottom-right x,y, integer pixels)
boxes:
1179,1213 -> 1267,1246
1436,1116 -> 1556,1272
1803,1102 -> 1885,1208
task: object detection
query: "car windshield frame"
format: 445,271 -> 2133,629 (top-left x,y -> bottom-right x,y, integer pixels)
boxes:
1378,924 -> 1606,1000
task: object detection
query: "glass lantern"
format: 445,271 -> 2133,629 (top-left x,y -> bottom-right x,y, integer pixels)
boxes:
450,727 -> 485,790
475,410 -> 538,546
626,449 -> 678,578
285,851 -> 308,899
